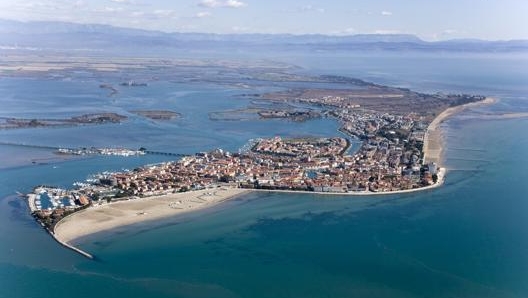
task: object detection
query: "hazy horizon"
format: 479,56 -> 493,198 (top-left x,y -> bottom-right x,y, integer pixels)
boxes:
0,18 -> 526,43
1,0 -> 527,41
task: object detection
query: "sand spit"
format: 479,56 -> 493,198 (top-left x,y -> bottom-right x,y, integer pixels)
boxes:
423,97 -> 496,165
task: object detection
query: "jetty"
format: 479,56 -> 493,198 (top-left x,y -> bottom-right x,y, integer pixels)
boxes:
50,230 -> 94,259
25,190 -> 94,260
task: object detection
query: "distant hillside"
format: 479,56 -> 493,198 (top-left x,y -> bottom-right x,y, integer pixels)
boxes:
1,19 -> 527,54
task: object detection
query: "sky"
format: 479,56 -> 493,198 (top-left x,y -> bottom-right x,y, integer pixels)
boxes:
0,0 -> 527,40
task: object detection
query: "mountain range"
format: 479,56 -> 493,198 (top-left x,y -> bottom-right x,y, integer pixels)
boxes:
1,19 -> 527,54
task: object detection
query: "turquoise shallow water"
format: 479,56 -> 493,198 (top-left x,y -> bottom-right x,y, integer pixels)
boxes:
1,53 -> 528,298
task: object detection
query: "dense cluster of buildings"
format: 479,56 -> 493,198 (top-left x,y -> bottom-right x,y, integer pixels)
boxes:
100,129 -> 436,198
29,94 -> 443,228
56,147 -> 146,156
101,90 -> 441,196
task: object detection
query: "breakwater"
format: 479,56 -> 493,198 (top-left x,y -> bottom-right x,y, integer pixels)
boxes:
50,231 -> 94,260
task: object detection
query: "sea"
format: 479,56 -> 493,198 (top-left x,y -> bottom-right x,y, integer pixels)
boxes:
1,51 -> 527,298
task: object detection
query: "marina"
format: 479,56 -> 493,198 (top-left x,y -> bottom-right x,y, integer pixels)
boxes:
0,141 -> 188,157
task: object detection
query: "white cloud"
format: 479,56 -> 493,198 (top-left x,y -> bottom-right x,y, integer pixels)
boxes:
300,5 -> 325,13
130,11 -> 144,17
199,0 -> 247,8
195,11 -> 212,18
110,0 -> 128,2
226,0 -> 246,8
93,6 -> 124,13
153,9 -> 177,17
19,1 -> 58,9
443,29 -> 458,35
127,9 -> 179,20
381,11 -> 393,16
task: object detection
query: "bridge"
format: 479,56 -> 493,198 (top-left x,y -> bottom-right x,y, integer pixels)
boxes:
0,141 -> 64,151
143,150 -> 189,157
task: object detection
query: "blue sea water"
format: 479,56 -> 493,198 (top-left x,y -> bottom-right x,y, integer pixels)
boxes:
1,52 -> 528,298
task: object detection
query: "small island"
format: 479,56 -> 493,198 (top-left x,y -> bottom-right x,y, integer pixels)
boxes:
130,110 -> 181,121
258,110 -> 321,122
0,113 -> 127,130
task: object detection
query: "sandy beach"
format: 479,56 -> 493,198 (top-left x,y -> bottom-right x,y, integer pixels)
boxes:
53,188 -> 250,244
54,172 -> 448,246
423,97 -> 496,165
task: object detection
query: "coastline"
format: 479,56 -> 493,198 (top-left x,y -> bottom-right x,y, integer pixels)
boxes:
423,97 -> 496,165
53,188 -> 250,245
51,97 -> 495,251
253,168 -> 446,196
54,169 -> 447,248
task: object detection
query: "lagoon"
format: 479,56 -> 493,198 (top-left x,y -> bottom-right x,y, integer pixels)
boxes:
1,53 -> 528,298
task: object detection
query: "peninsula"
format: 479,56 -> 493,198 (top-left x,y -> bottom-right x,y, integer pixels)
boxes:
24,76 -> 491,256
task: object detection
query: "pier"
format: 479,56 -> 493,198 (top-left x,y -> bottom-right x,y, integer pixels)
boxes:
50,231 -> 94,260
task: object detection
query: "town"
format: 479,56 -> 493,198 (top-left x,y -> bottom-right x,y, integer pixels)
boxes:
29,102 -> 446,229
26,81 -> 488,230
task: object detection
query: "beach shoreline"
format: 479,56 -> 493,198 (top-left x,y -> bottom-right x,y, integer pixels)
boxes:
423,97 -> 496,166
53,188 -> 251,245
54,170 -> 447,248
